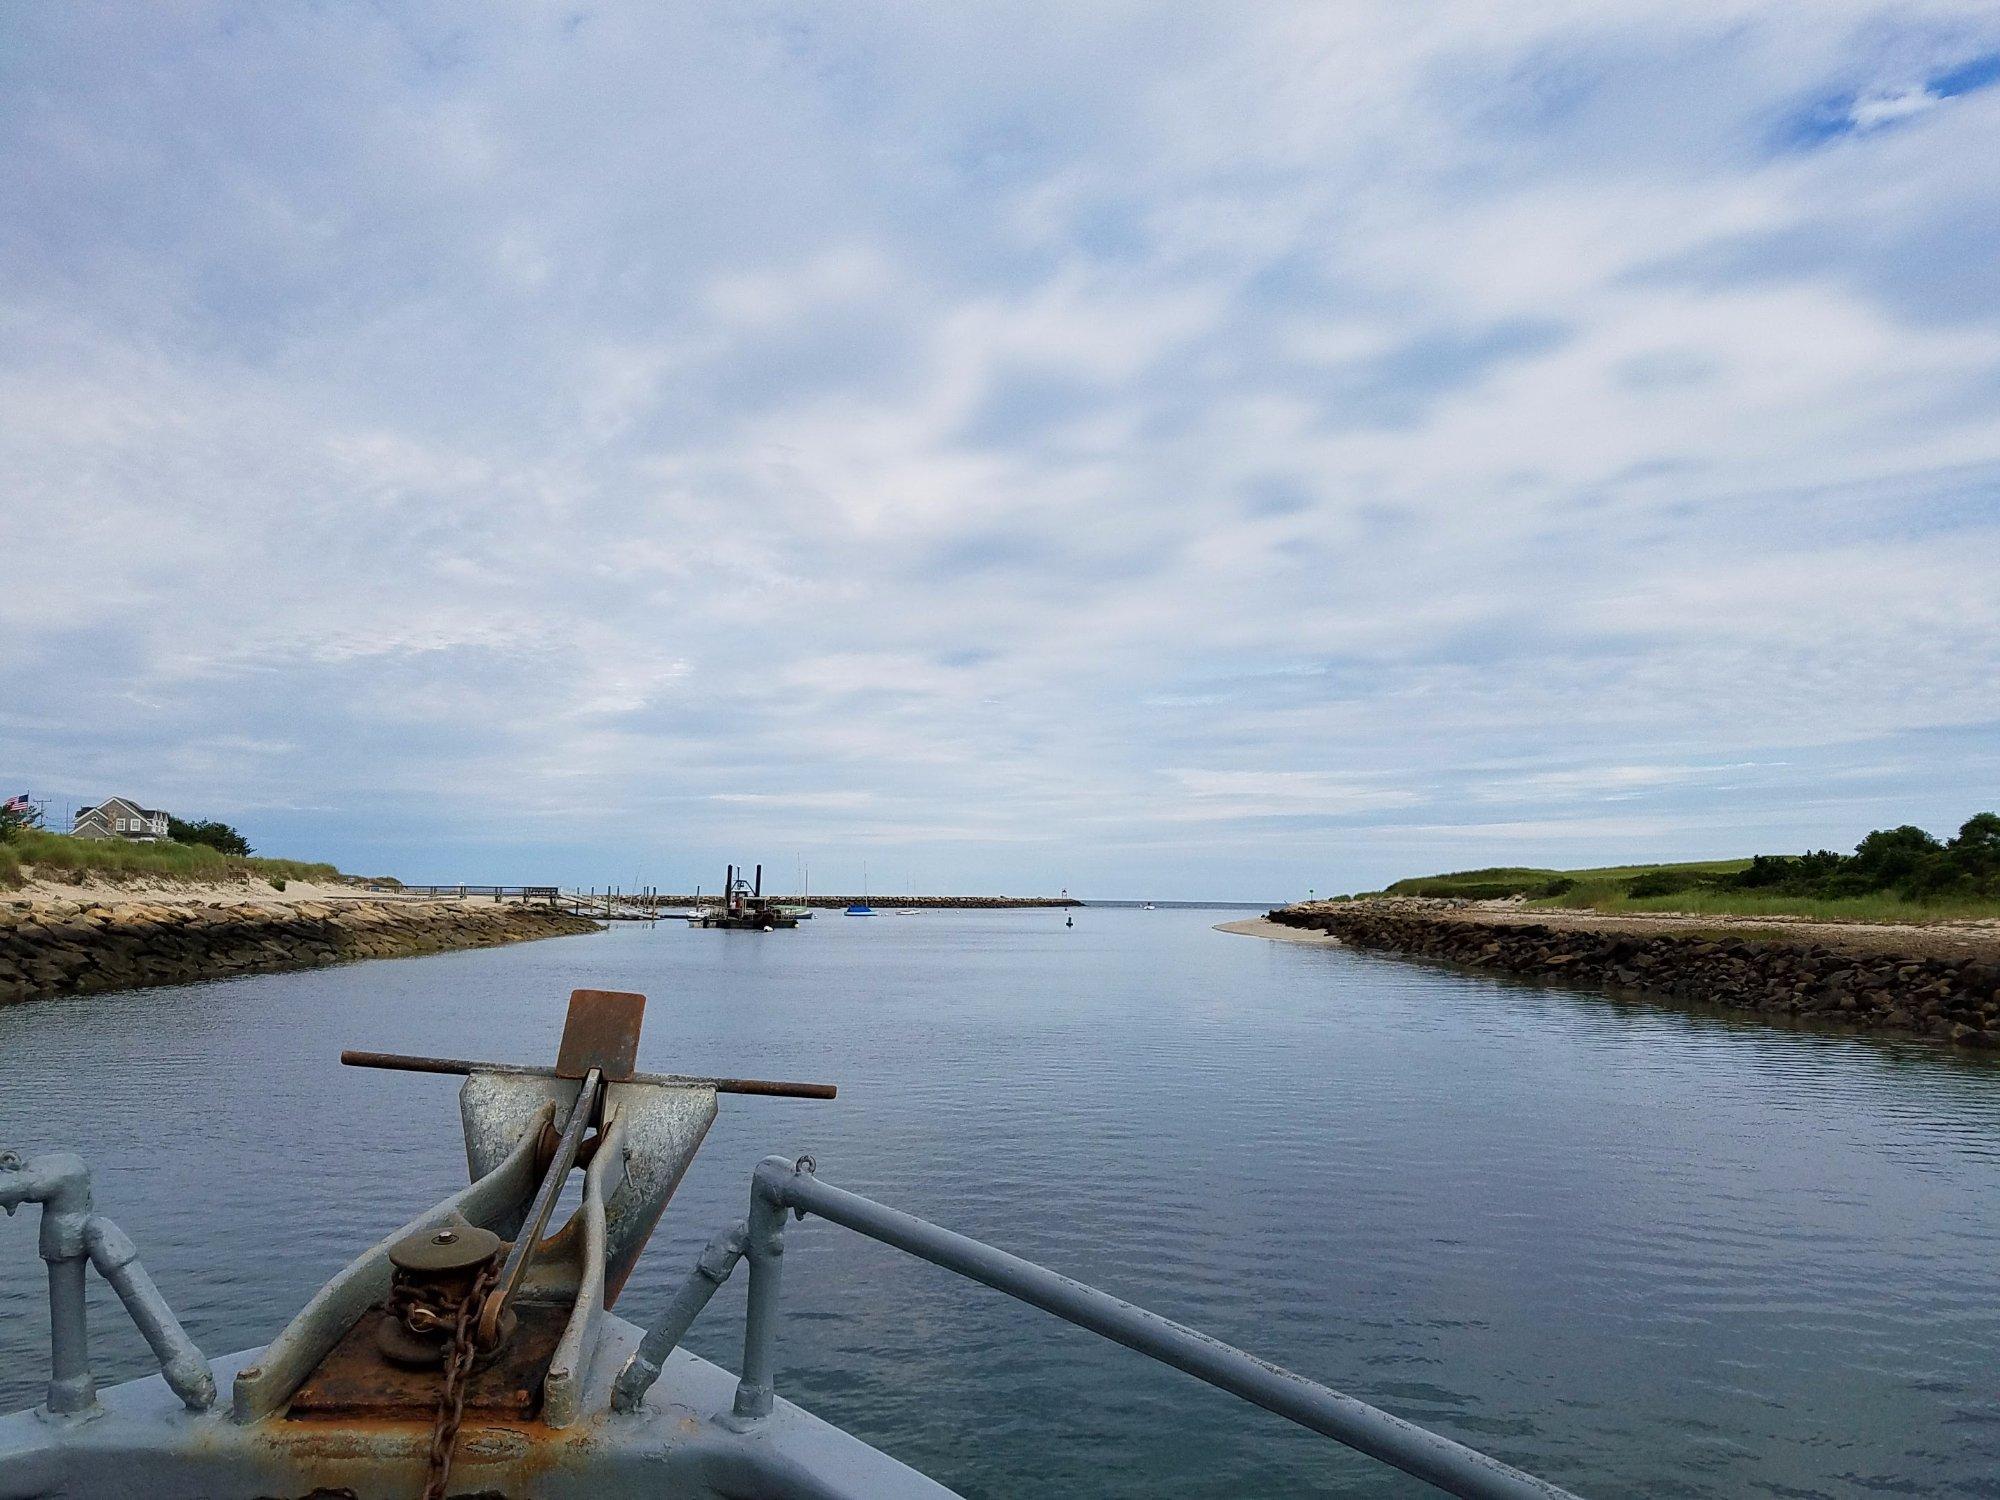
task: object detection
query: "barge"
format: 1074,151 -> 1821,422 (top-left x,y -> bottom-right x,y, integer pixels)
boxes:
686,864 -> 798,929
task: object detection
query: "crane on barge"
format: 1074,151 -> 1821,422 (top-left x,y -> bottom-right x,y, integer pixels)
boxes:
689,863 -> 799,929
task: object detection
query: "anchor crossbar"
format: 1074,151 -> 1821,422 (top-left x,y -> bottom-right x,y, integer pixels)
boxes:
341,1049 -> 837,1099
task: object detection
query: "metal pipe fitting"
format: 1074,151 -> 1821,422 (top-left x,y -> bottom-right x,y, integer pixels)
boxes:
3,1151 -> 97,1416
611,1219 -> 749,1412
728,1154 -> 800,1423
44,1257 -> 95,1416
86,1217 -> 216,1410
2,1148 -> 215,1418
0,1151 -> 93,1245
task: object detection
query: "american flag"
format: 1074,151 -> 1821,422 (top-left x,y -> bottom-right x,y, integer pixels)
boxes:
1,794 -> 28,812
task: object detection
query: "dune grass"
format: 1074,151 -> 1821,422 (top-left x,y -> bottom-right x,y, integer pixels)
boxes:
1552,859 -> 1755,881
1376,850 -> 1999,923
1383,859 -> 1752,900
0,830 -> 344,891
1531,883 -> 2000,923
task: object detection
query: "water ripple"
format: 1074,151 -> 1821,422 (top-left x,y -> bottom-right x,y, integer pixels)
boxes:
1,910 -> 1996,1497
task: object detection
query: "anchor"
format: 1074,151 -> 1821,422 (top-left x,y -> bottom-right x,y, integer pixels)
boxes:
234,988 -> 835,1439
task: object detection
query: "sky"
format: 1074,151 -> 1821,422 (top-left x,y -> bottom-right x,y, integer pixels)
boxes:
3,3 -> 1998,900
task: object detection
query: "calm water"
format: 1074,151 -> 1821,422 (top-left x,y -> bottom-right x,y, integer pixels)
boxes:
2,909 -> 1997,1497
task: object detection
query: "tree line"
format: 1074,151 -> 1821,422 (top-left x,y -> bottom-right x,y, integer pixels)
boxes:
1626,814 -> 2000,902
0,802 -> 253,858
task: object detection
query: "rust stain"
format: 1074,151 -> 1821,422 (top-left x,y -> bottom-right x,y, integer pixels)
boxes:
553,989 -> 644,1081
258,1410 -> 596,1494
289,1304 -> 569,1422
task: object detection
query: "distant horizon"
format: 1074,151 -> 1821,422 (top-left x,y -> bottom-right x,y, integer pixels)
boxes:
5,6 -> 1995,895
12,784 -> 1995,906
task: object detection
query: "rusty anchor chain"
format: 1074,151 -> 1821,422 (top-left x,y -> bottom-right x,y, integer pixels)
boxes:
419,1258 -> 499,1500
379,1215 -> 509,1500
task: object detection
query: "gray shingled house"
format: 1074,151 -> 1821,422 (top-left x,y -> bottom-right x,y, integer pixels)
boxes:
71,797 -> 171,841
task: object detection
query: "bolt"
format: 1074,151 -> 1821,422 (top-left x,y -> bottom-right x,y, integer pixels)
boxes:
433,1229 -> 458,1245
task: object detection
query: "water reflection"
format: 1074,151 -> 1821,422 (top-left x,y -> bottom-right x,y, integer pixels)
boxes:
1,910 -> 1995,1498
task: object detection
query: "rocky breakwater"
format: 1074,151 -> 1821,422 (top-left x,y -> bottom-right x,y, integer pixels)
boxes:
0,898 -> 602,1005
1269,902 -> 2000,1048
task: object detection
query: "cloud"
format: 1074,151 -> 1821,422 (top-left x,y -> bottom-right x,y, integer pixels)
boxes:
1848,87 -> 1943,130
2,2 -> 1998,894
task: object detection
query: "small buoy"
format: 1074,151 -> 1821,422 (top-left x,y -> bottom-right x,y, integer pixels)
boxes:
1065,915 -> 1074,928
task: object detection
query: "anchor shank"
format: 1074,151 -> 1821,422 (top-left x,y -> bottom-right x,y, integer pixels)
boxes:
479,1066 -> 600,1345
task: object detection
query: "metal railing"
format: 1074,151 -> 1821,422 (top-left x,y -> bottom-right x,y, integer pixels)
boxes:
395,885 -> 562,902
616,1156 -> 1584,1500
0,1149 -> 215,1417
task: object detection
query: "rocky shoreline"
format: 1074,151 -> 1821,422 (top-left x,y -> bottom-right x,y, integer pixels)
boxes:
1267,901 -> 2000,1048
0,898 -> 602,1006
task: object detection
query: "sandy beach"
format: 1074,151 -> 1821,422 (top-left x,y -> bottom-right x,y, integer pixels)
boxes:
7,873 -> 435,909
1214,916 -> 1340,944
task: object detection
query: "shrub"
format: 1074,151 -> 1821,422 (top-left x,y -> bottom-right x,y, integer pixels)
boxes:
167,817 -> 253,857
1534,877 -> 1577,898
1624,870 -> 1713,899
0,802 -> 27,843
0,830 -> 346,888
1710,815 -> 1998,904
270,876 -> 287,892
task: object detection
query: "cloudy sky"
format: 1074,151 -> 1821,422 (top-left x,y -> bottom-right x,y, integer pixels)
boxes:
3,4 -> 1998,898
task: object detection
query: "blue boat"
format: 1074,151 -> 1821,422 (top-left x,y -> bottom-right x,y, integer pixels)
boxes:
844,903 -> 875,915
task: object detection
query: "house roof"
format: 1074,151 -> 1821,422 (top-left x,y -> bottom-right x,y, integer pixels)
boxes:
80,798 -> 169,820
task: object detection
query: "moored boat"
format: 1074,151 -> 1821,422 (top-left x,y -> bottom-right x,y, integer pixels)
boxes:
689,864 -> 798,929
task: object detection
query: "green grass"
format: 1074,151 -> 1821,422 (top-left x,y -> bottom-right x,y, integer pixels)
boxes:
0,830 -> 344,891
1374,857 -> 1998,922
1364,812 -> 2000,921
1382,859 -> 1752,900
1550,859 -> 1754,881
1382,867 -> 1566,899
1532,884 -> 2000,923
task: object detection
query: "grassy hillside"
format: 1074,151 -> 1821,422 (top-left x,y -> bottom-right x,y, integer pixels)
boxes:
1383,860 -> 1751,901
0,829 -> 346,891
1371,815 -> 2000,921
1533,885 -> 2000,922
